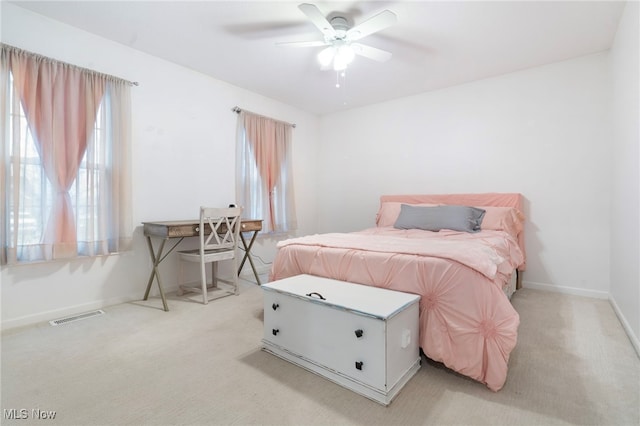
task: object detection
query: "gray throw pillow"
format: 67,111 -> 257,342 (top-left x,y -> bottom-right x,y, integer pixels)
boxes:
393,204 -> 486,233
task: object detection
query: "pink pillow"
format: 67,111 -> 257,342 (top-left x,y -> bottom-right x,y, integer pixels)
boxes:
477,206 -> 525,237
376,202 -> 438,227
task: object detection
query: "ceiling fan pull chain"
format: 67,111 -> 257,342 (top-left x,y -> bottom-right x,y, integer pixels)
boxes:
342,70 -> 348,106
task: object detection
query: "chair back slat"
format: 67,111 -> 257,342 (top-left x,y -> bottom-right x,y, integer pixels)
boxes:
199,207 -> 243,252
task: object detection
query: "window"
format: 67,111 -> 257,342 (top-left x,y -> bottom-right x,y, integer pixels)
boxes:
235,110 -> 297,234
1,44 -> 132,264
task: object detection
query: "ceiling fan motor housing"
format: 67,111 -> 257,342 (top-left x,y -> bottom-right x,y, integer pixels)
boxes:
330,16 -> 349,39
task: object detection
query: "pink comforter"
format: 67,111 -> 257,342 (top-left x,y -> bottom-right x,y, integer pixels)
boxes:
270,227 -> 524,391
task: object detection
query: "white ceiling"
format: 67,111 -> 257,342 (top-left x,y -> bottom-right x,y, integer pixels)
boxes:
9,1 -> 626,115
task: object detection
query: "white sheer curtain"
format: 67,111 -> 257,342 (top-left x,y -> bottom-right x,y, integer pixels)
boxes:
236,110 -> 297,234
75,80 -> 133,257
0,44 -> 132,264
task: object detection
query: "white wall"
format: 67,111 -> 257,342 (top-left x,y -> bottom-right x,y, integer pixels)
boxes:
0,4 -> 320,329
610,1 -> 640,352
318,53 -> 612,298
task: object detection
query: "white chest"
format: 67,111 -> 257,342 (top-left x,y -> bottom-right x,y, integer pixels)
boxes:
262,274 -> 421,405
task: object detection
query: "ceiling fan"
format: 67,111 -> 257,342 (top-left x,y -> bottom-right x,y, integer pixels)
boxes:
278,3 -> 397,71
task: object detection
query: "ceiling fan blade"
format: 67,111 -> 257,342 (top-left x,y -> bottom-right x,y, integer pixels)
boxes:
298,3 -> 336,37
347,10 -> 397,41
351,43 -> 393,62
276,40 -> 329,47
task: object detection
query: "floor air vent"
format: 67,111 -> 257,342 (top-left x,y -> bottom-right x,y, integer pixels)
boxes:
49,310 -> 105,326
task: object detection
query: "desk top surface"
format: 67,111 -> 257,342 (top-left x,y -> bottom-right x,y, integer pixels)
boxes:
143,219 -> 262,238
143,218 -> 261,225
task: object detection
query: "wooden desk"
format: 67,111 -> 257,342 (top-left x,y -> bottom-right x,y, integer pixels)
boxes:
142,219 -> 263,311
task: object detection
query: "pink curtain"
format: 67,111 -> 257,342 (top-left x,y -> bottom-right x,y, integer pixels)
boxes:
244,114 -> 288,230
9,51 -> 105,258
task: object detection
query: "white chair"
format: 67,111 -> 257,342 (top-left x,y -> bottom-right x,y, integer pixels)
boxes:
176,206 -> 243,304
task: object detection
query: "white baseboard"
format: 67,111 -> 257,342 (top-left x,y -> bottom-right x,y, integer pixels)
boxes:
609,295 -> 640,359
523,279 -> 640,359
1,293 -> 141,332
522,280 -> 609,299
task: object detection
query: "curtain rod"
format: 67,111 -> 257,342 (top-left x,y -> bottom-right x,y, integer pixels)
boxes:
232,106 -> 296,128
1,43 -> 139,87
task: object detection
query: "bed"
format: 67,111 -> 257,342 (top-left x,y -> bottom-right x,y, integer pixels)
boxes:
269,193 -> 526,391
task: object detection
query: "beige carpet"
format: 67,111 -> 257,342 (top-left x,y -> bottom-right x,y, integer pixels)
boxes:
1,278 -> 638,426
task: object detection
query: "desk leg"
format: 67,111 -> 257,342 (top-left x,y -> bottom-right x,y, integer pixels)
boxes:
143,236 -> 169,312
238,231 -> 261,285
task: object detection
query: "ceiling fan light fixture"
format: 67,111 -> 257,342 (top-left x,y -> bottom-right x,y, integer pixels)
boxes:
336,45 -> 355,64
333,56 -> 348,71
317,46 -> 335,67
331,44 -> 354,71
